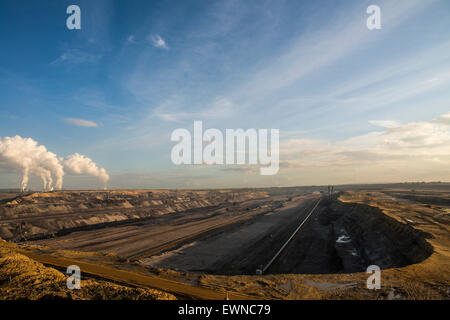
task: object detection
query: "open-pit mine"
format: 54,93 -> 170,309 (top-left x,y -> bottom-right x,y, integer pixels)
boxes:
0,183 -> 449,300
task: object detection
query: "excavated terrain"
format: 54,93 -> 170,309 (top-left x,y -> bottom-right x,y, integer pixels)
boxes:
264,199 -> 433,274
139,197 -> 433,275
0,184 -> 448,300
0,189 -> 271,241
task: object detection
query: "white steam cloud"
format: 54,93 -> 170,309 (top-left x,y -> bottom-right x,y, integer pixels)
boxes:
63,153 -> 109,189
0,136 -> 109,191
0,136 -> 63,191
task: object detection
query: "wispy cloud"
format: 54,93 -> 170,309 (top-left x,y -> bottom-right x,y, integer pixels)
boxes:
50,49 -> 103,66
234,0 -> 438,103
63,117 -> 98,127
149,34 -> 168,50
127,35 -> 136,44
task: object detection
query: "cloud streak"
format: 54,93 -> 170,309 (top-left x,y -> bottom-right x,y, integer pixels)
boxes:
149,34 -> 168,49
63,117 -> 98,127
236,0 -> 437,103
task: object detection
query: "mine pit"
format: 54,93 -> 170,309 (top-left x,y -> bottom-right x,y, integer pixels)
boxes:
259,200 -> 433,275
0,189 -> 435,277
140,199 -> 433,275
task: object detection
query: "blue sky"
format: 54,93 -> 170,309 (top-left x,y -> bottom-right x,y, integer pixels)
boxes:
1,0 -> 450,189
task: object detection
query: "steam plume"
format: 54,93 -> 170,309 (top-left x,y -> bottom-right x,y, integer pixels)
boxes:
63,153 -> 110,189
0,135 -> 109,191
0,136 -> 63,191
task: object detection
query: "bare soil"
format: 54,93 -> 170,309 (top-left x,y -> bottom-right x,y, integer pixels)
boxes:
0,184 -> 448,300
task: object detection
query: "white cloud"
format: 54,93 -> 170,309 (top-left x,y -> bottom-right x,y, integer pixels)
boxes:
436,113 -> 450,126
280,113 -> 450,170
63,117 -> 98,127
127,35 -> 136,43
149,34 -> 168,50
